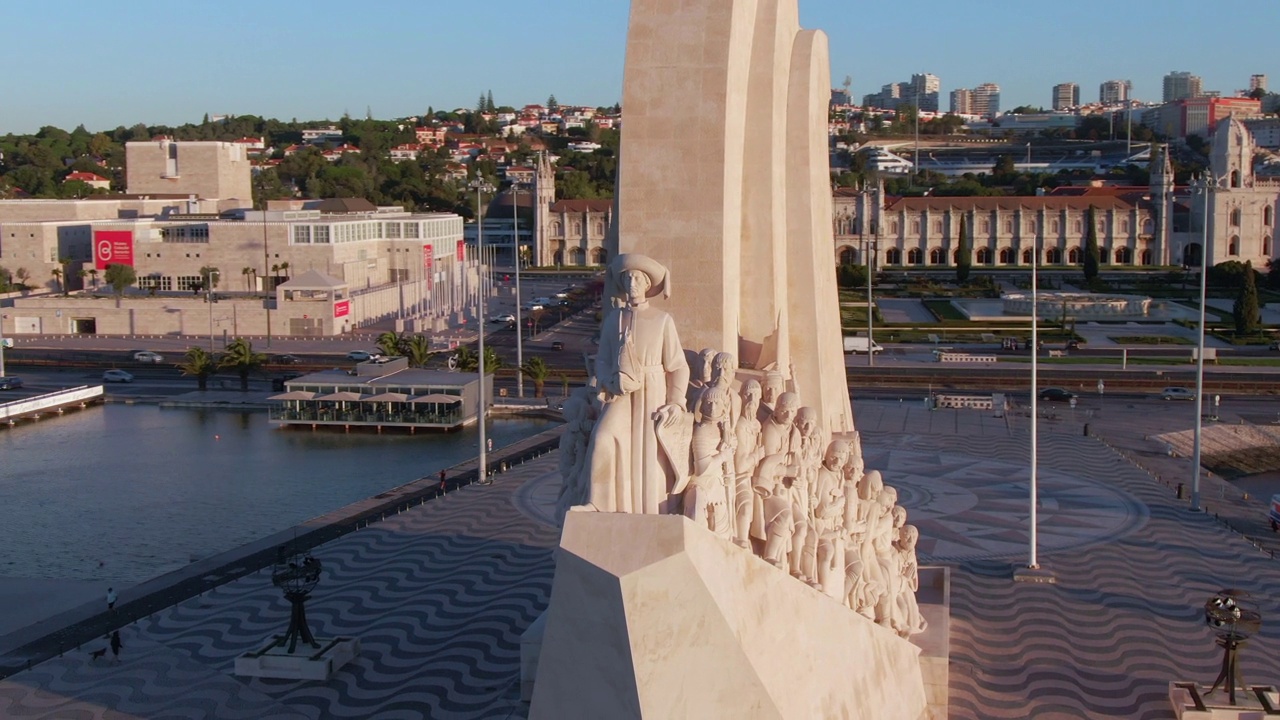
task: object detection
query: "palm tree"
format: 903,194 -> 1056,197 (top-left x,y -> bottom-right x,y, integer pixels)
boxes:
218,338 -> 266,391
404,334 -> 436,368
376,330 -> 406,357
453,346 -> 502,373
88,268 -> 99,291
270,264 -> 281,290
51,267 -> 63,295
519,356 -> 551,398
279,261 -> 291,279
177,347 -> 218,391
241,266 -> 254,291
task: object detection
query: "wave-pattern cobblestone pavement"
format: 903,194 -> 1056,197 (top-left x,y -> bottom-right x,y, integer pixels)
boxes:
5,399 -> 1280,719
0,464 -> 560,720
864,424 -> 1280,720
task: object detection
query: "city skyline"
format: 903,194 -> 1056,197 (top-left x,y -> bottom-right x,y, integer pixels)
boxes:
1,0 -> 1276,134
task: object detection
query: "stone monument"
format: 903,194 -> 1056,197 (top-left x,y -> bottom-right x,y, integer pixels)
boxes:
525,1 -> 931,717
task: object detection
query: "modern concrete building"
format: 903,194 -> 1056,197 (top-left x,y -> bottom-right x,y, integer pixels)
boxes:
972,83 -> 1001,118
1145,97 -> 1264,139
1099,79 -> 1132,105
1052,83 -> 1080,111
949,88 -> 972,115
1163,71 -> 1203,102
909,73 -> 941,113
125,139 -> 254,206
1250,74 -> 1268,94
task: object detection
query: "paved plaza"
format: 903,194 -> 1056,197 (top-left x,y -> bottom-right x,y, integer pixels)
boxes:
2,399 -> 1280,718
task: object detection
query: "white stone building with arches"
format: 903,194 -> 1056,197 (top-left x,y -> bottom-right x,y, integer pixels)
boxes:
832,118 -> 1279,272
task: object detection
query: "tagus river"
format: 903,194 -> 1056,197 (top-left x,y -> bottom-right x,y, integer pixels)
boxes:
0,404 -> 555,585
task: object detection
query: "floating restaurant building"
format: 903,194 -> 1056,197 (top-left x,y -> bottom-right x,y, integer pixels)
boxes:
268,357 -> 488,432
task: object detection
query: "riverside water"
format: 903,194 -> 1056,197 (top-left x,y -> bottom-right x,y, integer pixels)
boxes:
0,404 -> 555,584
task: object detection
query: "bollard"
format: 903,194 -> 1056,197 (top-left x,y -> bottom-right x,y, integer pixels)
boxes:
1083,423 -> 1090,437
1176,482 -> 1185,500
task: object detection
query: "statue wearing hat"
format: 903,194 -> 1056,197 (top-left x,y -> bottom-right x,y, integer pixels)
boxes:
583,254 -> 691,515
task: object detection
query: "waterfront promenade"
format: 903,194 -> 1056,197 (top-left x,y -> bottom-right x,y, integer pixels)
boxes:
3,399 -> 1280,717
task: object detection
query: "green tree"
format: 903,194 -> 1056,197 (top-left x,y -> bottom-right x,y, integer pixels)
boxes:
177,347 -> 218,391
1083,206 -> 1100,282
50,267 -> 64,295
241,266 -> 254,291
1234,260 -> 1261,335
199,266 -> 221,292
519,356 -> 551,398
376,331 -> 406,357
103,263 -> 136,297
218,338 -> 266,391
404,334 -> 436,368
454,345 -> 502,373
956,217 -> 972,283
836,263 -> 868,289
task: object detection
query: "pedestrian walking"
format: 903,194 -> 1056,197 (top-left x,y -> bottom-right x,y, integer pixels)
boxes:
106,587 -> 117,612
439,469 -> 447,491
109,631 -> 122,663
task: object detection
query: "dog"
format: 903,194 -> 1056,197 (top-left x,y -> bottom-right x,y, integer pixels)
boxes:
89,648 -> 107,661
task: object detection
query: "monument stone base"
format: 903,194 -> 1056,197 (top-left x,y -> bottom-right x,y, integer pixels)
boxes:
1169,682 -> 1280,719
527,512 -> 929,720
234,636 -> 361,681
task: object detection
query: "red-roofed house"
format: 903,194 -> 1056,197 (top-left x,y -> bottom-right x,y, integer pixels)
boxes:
390,143 -> 424,162
64,172 -> 111,190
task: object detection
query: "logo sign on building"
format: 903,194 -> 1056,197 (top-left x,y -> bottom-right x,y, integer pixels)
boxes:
424,245 -> 434,287
456,240 -> 465,262
93,230 -> 135,270
333,300 -> 351,318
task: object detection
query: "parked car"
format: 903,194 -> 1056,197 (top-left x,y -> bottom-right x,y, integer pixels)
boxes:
1162,387 -> 1196,401
346,350 -> 384,362
103,369 -> 134,383
0,376 -> 23,390
273,354 -> 300,365
1037,387 -> 1077,402
133,351 -> 164,363
493,314 -> 516,324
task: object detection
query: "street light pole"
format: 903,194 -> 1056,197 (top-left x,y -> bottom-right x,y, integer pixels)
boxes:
207,270 -> 220,353
512,181 -> 525,398
864,238 -> 876,367
470,178 -> 495,484
260,180 -> 272,348
1191,176 -> 1212,512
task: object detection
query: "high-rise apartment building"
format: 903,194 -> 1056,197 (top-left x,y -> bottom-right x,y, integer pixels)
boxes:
909,73 -> 941,112
1099,79 -> 1132,105
972,83 -> 1001,118
1250,74 -> 1268,94
1052,83 -> 1080,110
1163,71 -> 1203,102
949,88 -> 973,115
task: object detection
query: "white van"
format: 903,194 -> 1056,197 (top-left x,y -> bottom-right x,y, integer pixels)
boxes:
843,337 -> 883,354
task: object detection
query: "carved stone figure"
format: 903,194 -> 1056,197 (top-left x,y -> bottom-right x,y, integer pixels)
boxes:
894,525 -> 928,638
686,348 -> 719,411
681,384 -> 736,538
584,254 -> 691,514
754,391 -> 800,542
814,440 -> 850,597
871,487 -> 900,627
732,379 -> 764,549
556,386 -> 600,522
851,470 -> 887,617
789,406 -> 822,584
753,454 -> 794,567
757,369 -> 787,423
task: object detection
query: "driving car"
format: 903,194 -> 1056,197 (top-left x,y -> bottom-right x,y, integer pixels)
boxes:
346,350 -> 384,362
1037,387 -> 1077,402
133,351 -> 164,363
493,314 -> 516,324
551,341 -> 565,351
0,376 -> 23,390
103,369 -> 134,383
1162,387 -> 1196,401
273,354 -> 300,365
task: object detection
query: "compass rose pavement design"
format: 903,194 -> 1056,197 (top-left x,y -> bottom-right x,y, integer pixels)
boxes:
869,446 -> 1150,563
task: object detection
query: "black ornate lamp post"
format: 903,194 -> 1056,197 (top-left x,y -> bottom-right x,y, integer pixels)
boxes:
272,549 -> 323,654
1203,589 -> 1262,706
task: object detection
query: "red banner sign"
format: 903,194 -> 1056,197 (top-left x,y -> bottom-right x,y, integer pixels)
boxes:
424,245 -> 434,287
333,300 -> 350,318
93,230 -> 134,270
456,239 -> 465,262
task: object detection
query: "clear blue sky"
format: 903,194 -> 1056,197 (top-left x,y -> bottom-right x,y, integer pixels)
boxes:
1,0 -> 1275,134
